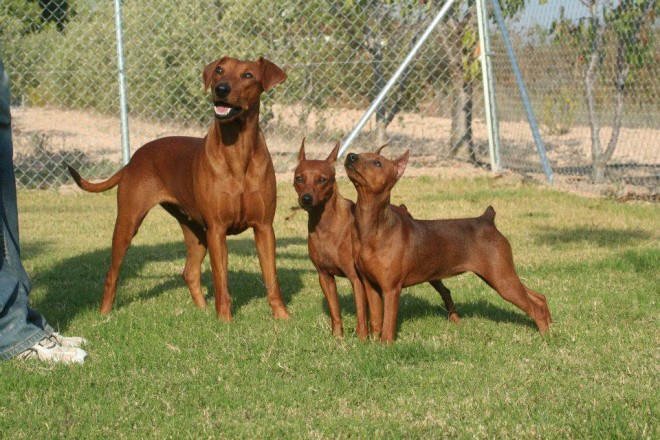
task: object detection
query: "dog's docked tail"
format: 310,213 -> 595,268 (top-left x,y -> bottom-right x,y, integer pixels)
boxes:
481,205 -> 496,224
67,164 -> 123,193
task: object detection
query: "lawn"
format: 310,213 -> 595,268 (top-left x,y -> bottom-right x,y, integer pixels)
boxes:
1,175 -> 658,438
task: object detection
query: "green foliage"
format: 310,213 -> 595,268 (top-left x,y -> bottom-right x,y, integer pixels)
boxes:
549,0 -> 658,77
499,0 -> 531,18
461,26 -> 481,81
2,0 -> 466,130
605,0 -> 657,70
541,87 -> 576,135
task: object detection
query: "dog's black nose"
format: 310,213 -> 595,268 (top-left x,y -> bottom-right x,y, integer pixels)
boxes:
214,82 -> 231,97
347,153 -> 358,163
301,194 -> 313,206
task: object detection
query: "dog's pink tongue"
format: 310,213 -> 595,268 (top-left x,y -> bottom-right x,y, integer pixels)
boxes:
215,105 -> 232,116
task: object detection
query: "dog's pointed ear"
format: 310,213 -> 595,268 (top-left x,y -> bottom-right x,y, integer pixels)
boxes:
375,144 -> 388,155
297,138 -> 306,163
326,141 -> 340,165
395,150 -> 409,180
203,56 -> 228,91
259,57 -> 287,91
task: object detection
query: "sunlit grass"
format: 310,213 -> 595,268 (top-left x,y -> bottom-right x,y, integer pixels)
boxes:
1,176 -> 658,438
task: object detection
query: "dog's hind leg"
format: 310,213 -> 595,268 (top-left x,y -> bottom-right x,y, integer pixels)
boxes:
429,280 -> 461,323
180,223 -> 208,308
473,234 -> 551,333
100,203 -> 151,314
161,203 -> 208,308
477,267 -> 551,334
525,286 -> 552,324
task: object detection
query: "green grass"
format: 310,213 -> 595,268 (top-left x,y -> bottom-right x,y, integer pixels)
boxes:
1,176 -> 658,438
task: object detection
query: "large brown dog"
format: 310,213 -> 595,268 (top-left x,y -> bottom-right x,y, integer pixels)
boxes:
293,141 -> 459,340
344,147 -> 551,342
68,56 -> 290,321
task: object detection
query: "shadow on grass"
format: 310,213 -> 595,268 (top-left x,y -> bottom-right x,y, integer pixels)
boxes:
534,226 -> 651,248
398,294 -> 536,330
321,281 -> 537,332
454,299 -> 536,329
34,237 -> 306,330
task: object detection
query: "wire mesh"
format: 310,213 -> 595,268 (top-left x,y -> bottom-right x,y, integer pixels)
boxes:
1,0 -> 658,193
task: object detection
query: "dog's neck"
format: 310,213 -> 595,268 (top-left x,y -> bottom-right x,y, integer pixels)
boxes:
206,107 -> 261,177
307,182 -> 341,233
354,187 -> 394,236
210,105 -> 260,148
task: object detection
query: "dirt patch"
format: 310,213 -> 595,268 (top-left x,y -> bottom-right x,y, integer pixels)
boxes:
10,105 -> 658,200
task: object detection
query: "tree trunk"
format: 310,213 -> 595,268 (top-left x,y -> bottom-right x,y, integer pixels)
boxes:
584,9 -> 606,183
600,37 -> 630,174
298,69 -> 313,129
367,9 -> 388,144
447,10 -> 476,163
373,42 -> 387,144
450,75 -> 476,163
586,0 -> 650,183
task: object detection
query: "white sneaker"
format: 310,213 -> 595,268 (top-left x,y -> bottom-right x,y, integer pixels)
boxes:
15,336 -> 87,364
49,332 -> 88,348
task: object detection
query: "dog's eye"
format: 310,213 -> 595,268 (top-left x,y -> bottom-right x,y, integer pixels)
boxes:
318,177 -> 328,184
295,175 -> 303,183
242,72 -> 254,79
215,67 -> 223,75
374,160 -> 382,168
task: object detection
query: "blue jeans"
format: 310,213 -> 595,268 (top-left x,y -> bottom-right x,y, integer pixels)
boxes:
0,51 -> 53,360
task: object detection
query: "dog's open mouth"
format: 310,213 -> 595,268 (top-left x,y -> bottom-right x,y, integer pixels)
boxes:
214,101 -> 241,120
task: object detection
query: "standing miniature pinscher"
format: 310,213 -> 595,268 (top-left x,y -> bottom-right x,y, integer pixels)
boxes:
294,141 -> 460,339
68,57 -> 290,322
344,147 -> 551,343
293,140 -> 369,339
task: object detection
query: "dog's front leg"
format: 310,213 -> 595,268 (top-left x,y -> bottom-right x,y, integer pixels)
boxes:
380,287 -> 403,343
360,273 -> 383,339
253,224 -> 290,319
347,273 -> 368,340
318,272 -> 343,338
206,225 -> 232,321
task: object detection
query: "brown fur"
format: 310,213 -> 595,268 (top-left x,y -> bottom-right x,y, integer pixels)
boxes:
68,56 -> 290,321
344,148 -> 551,342
293,141 -> 459,340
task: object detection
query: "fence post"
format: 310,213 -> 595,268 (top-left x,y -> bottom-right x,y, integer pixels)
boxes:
338,0 -> 457,157
490,0 -> 554,184
476,0 -> 502,173
113,0 -> 131,165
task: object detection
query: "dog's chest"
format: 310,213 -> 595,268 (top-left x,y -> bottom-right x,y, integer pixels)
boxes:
355,232 -> 398,275
194,152 -> 275,230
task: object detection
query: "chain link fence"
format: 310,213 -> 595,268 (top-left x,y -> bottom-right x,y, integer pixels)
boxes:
1,0 -> 658,195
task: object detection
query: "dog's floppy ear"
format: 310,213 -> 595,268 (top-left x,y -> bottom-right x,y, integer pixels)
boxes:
297,138 -> 306,163
394,150 -> 409,180
375,144 -> 388,155
259,57 -> 287,91
203,56 -> 228,91
326,141 -> 340,165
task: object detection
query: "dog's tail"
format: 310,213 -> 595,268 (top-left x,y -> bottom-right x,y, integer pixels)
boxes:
481,205 -> 496,224
67,164 -> 123,193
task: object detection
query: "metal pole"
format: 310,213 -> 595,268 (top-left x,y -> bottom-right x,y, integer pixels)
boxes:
113,0 -> 131,165
490,0 -> 553,183
475,0 -> 502,173
339,0 -> 457,157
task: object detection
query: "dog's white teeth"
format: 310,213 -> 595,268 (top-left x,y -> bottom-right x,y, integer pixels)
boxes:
215,106 -> 231,116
